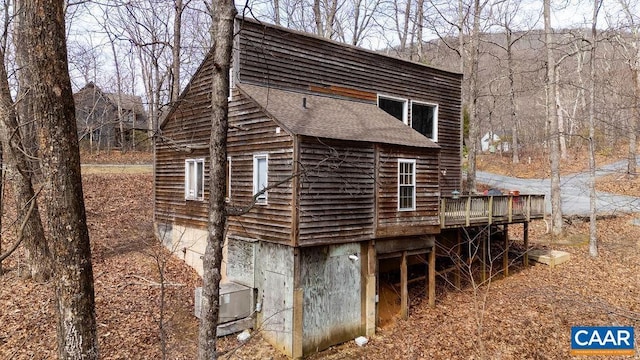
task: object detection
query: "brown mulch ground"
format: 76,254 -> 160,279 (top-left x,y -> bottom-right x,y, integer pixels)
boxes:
80,150 -> 153,164
2,153 -> 640,359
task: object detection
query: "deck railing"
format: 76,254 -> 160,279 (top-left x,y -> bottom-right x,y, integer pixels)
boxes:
440,194 -> 546,228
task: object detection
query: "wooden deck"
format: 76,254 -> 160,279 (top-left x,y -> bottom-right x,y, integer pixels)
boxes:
440,194 -> 546,228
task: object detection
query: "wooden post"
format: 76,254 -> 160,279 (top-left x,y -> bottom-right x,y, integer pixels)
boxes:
428,245 -> 436,308
523,222 -> 529,267
292,288 -> 303,359
400,251 -> 408,320
503,225 -> 509,278
480,230 -> 487,283
454,230 -> 461,288
361,241 -> 376,336
465,196 -> 471,226
488,196 -> 494,224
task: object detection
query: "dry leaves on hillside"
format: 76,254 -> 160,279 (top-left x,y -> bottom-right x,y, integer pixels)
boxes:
597,173 -> 640,197
1,173 -> 201,360
476,146 -> 631,179
2,171 -> 640,359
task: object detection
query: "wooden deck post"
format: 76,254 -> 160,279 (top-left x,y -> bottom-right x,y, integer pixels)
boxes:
428,245 -> 436,308
454,230 -> 461,288
361,241 -> 376,336
400,251 -> 408,320
503,225 -> 509,278
480,230 -> 487,283
523,222 -> 529,267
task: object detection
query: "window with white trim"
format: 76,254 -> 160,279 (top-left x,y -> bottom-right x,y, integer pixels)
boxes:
411,101 -> 438,141
226,156 -> 231,202
253,154 -> 268,204
378,95 -> 408,124
185,158 -> 205,201
398,159 -> 416,211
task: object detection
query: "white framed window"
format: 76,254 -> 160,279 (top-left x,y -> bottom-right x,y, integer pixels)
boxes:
226,156 -> 231,202
398,159 -> 416,211
411,101 -> 438,141
378,94 -> 408,125
185,158 -> 205,201
228,67 -> 234,101
253,154 -> 268,204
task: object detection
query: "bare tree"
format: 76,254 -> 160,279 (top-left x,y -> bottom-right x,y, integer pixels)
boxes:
588,0 -> 602,257
15,0 -> 98,358
197,0 -> 236,358
544,0 -> 562,236
464,0 -> 487,193
2,0 -> 52,281
615,0 -> 640,176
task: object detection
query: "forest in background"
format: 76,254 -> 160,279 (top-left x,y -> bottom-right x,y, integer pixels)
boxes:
52,0 -> 640,167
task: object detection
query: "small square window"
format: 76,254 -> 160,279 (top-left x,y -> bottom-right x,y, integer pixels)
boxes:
378,95 -> 408,124
398,159 -> 416,211
185,158 -> 205,201
411,101 -> 438,141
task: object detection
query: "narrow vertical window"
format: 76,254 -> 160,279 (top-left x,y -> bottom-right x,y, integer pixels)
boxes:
185,158 -> 205,201
398,159 -> 416,211
226,156 -> 231,202
253,154 -> 268,204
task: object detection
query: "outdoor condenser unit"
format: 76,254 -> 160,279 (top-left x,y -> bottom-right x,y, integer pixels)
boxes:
194,282 -> 255,325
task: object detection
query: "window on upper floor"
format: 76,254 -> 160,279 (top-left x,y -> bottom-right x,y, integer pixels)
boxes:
411,101 -> 438,142
185,158 -> 205,201
398,159 -> 416,211
378,95 -> 408,125
253,154 -> 268,204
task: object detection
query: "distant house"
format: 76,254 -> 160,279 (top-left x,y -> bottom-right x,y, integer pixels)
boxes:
74,82 -> 148,151
481,130 -> 510,152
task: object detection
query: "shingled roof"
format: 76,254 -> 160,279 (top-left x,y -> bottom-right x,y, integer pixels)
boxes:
237,83 -> 440,149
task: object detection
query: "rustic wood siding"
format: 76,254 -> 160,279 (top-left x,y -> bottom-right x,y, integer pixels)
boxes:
155,58 -> 216,228
156,87 -> 295,244
376,145 -> 440,237
238,20 -> 462,192
226,90 -> 294,243
297,138 -> 375,246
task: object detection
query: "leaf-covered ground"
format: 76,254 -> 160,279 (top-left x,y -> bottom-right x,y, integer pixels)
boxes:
2,165 -> 640,359
476,146 -> 631,179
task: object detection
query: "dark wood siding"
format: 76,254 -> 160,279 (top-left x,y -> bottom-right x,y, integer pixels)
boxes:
237,19 -> 462,192
376,145 -> 440,237
155,58 -> 217,228
227,91 -> 294,243
156,85 -> 295,244
297,138 -> 375,246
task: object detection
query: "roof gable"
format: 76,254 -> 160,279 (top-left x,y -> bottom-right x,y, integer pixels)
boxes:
238,83 -> 439,149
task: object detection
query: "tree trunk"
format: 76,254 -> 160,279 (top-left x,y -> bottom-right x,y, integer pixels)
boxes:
505,23 -> 519,164
588,0 -> 600,258
197,0 -> 236,358
172,0 -> 183,104
544,0 -> 563,236
16,1 -> 98,358
629,67 -> 639,176
465,0 -> 482,194
4,8 -> 51,282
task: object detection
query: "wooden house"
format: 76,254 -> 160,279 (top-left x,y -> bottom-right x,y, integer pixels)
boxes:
74,82 -> 148,150
155,18 -> 543,358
